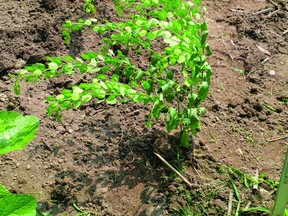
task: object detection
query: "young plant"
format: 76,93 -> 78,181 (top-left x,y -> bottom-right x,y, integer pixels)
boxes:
15,0 -> 212,150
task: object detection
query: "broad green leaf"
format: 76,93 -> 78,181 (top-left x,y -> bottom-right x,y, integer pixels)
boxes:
56,95 -> 65,101
62,89 -> 72,97
74,100 -> 81,109
48,62 -> 58,71
198,81 -> 209,102
172,20 -> 182,32
142,81 -> 151,90
46,56 -> 62,65
0,185 -> 10,198
161,30 -> 172,38
106,95 -> 117,105
62,63 -> 74,74
195,0 -> 202,6
81,94 -> 92,103
152,100 -> 164,120
33,70 -> 42,76
158,11 -> 167,20
147,32 -> 157,40
0,111 -> 39,155
187,108 -> 201,134
161,80 -> 174,96
178,54 -> 186,63
135,71 -> 144,82
180,128 -> 189,148
71,93 -> 80,101
0,194 -> 37,216
84,20 -> 92,26
46,96 -> 55,102
73,86 -> 84,94
139,30 -> 147,37
198,107 -> 206,116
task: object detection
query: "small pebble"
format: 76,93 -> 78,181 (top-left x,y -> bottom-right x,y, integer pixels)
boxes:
259,188 -> 271,200
269,70 -> 276,76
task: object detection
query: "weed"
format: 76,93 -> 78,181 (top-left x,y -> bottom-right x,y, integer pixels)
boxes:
232,68 -> 245,76
73,202 -> 97,216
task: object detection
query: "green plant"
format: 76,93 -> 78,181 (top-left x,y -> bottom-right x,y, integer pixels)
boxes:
73,202 -> 97,216
84,0 -> 96,13
15,0 -> 212,150
0,111 -> 39,216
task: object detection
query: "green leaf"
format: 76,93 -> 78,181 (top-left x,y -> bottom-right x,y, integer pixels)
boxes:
106,95 -> 117,105
56,95 -> 65,101
46,56 -> 62,65
198,107 -> 206,116
142,81 -> 151,90
242,207 -> 271,213
195,0 -> 201,6
14,79 -> 21,96
135,70 -> 144,82
93,89 -> 106,99
48,62 -> 58,71
231,180 -> 240,201
152,100 -> 163,120
198,81 -> 209,102
72,86 -> 84,94
180,128 -> 189,148
158,11 -> 167,20
178,54 -> 186,63
172,20 -> 182,32
84,20 -> 92,26
0,194 -> 37,216
147,32 -> 157,40
187,108 -> 201,134
0,111 -> 39,155
139,30 -> 147,37
71,93 -> 80,101
161,30 -> 172,38
0,185 -> 10,198
161,80 -> 174,96
33,69 -> 42,76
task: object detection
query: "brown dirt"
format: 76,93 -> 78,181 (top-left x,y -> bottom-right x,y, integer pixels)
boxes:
0,0 -> 287,215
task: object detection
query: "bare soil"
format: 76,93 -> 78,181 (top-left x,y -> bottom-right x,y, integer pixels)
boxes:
0,0 -> 287,215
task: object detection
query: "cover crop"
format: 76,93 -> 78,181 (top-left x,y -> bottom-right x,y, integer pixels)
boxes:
15,0 -> 212,149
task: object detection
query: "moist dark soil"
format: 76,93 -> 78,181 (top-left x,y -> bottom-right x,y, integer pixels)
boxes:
0,0 -> 287,215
